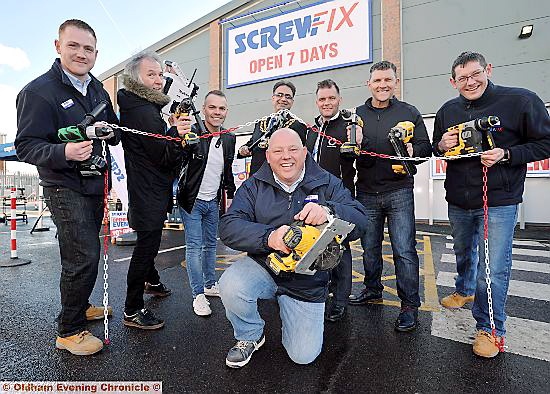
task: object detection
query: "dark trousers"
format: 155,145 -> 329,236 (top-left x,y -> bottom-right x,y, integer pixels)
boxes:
356,188 -> 421,308
125,230 -> 162,313
329,242 -> 352,306
44,187 -> 103,337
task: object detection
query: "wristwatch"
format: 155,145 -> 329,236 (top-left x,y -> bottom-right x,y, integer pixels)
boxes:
499,148 -> 511,164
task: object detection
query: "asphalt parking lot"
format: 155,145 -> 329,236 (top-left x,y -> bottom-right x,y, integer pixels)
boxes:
1,216 -> 549,393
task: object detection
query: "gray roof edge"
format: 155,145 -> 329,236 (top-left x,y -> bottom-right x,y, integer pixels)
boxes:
98,0 -> 251,81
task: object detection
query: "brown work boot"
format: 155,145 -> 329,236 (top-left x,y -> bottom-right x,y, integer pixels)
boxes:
472,330 -> 502,358
440,292 -> 474,309
86,304 -> 113,321
55,331 -> 103,355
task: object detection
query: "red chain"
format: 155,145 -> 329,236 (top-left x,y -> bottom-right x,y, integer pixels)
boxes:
136,122 -> 396,161
306,124 -> 393,160
141,125 -> 242,143
102,167 -> 111,345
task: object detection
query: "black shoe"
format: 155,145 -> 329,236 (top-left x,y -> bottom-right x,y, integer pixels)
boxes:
144,282 -> 172,297
394,306 -> 418,332
325,304 -> 346,322
123,308 -> 165,330
349,289 -> 383,305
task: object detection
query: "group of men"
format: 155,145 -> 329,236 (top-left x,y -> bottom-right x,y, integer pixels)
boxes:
14,19 -> 550,369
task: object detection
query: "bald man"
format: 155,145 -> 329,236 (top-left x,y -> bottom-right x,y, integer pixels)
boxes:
218,128 -> 367,368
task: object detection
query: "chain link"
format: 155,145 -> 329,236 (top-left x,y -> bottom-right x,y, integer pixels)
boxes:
97,113 -> 483,162
100,140 -> 110,345
482,166 -> 504,352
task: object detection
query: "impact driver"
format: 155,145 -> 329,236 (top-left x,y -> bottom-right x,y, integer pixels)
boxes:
57,101 -> 114,177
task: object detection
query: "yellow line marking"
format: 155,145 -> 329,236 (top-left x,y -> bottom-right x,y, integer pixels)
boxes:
422,235 -> 440,310
383,285 -> 398,297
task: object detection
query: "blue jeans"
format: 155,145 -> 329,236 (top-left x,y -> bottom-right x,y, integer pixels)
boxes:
44,187 -> 103,337
357,188 -> 420,308
180,199 -> 219,297
219,257 -> 325,365
448,203 -> 518,336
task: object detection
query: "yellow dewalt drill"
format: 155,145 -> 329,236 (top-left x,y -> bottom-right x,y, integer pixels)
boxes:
444,116 -> 499,157
388,121 -> 416,176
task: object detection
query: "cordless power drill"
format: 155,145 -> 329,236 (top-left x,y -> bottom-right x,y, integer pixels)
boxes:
443,116 -> 499,157
57,101 -> 114,177
388,121 -> 416,176
339,108 -> 364,158
163,62 -> 207,147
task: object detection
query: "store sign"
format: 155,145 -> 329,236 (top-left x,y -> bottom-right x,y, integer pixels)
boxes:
225,0 -> 372,87
109,211 -> 133,238
430,158 -> 550,179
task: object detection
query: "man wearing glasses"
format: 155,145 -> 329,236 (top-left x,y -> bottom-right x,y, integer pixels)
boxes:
432,51 -> 550,358
238,80 -> 308,175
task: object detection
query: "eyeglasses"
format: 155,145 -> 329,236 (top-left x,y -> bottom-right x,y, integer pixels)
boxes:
273,92 -> 294,100
455,69 -> 485,84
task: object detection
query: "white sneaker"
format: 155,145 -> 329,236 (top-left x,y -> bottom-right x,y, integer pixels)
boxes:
193,294 -> 212,316
204,282 -> 220,297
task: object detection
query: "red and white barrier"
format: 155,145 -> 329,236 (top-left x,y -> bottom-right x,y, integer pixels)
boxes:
0,187 -> 30,267
10,187 -> 17,258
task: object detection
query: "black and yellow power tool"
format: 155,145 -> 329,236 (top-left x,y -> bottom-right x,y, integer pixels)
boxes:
388,121 -> 416,176
340,108 -> 364,158
266,216 -> 355,276
444,116 -> 499,157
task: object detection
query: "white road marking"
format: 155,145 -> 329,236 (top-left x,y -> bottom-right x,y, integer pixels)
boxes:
437,271 -> 550,302
24,241 -> 57,246
513,240 -> 545,247
445,243 -> 550,258
440,253 -> 550,274
114,245 -> 186,262
431,307 -> 550,362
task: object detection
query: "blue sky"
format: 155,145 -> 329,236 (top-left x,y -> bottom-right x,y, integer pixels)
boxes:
0,0 -> 231,166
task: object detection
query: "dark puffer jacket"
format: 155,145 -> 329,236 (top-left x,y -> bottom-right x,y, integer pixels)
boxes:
219,154 -> 367,303
118,76 -> 183,231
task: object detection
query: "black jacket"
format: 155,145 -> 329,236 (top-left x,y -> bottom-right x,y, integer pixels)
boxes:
219,154 -> 368,303
432,81 -> 550,209
355,98 -> 432,194
305,114 -> 356,196
245,117 -> 308,175
117,80 -> 183,231
177,124 -> 236,213
15,59 -> 120,195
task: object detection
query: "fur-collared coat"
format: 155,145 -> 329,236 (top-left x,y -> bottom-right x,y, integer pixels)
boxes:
117,76 -> 183,231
